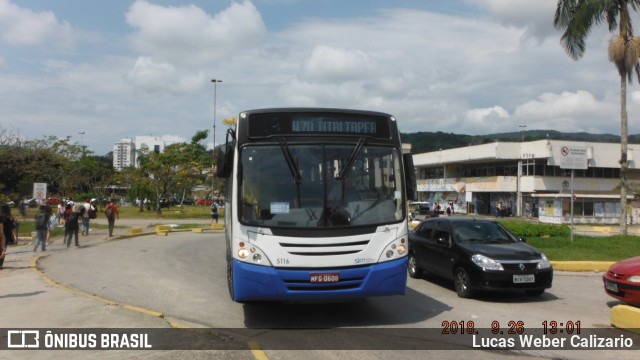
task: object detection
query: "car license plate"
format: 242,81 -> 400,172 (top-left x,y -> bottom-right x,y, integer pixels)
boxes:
310,273 -> 339,283
513,274 -> 535,284
605,280 -> 618,292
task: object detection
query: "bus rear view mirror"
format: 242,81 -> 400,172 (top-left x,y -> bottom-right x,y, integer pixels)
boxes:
403,153 -> 417,201
216,129 -> 235,178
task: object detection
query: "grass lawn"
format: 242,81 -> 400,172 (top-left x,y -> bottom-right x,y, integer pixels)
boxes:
527,235 -> 640,261
14,204 -> 218,237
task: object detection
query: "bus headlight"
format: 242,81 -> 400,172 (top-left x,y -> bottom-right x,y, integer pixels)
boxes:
380,238 -> 408,261
238,248 -> 250,259
236,240 -> 272,265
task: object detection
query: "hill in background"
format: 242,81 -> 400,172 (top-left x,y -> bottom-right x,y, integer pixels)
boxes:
402,130 -> 640,154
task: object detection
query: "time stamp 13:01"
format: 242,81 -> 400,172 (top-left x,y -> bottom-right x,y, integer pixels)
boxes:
441,320 -> 636,349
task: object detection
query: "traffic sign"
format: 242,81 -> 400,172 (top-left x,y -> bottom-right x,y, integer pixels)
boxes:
559,145 -> 588,170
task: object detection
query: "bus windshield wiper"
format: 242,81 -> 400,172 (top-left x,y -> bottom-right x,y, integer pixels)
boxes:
336,137 -> 365,180
278,137 -> 302,185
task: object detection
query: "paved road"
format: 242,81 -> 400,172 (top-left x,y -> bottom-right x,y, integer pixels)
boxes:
1,217 -> 639,359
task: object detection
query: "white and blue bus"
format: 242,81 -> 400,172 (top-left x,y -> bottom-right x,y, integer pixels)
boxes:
216,108 -> 416,302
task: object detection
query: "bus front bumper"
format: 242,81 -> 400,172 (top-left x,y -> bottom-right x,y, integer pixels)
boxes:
231,257 -> 407,302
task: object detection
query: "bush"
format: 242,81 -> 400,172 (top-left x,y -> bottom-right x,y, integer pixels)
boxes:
499,220 -> 570,238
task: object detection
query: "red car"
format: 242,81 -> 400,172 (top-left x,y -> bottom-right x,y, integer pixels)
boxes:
603,256 -> 640,307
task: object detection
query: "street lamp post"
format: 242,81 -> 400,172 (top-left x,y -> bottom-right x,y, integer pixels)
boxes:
211,79 -> 222,198
518,125 -> 526,142
78,132 -> 85,157
517,125 -> 526,217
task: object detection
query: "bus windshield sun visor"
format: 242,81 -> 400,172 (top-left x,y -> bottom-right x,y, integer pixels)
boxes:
335,137 -> 366,181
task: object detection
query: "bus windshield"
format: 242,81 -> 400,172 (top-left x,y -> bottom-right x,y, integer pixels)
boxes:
240,143 -> 405,228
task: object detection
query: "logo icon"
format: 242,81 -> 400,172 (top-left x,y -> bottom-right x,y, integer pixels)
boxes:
7,330 -> 40,348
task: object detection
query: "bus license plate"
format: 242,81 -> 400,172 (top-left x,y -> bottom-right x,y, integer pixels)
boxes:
513,274 -> 535,283
310,273 -> 339,283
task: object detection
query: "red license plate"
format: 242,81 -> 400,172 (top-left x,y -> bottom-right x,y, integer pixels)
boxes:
310,273 -> 339,283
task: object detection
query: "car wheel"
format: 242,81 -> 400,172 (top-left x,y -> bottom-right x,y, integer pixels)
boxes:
408,253 -> 423,279
454,267 -> 474,298
525,289 -> 545,296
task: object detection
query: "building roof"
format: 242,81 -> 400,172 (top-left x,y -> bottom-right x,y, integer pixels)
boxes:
412,139 -> 640,169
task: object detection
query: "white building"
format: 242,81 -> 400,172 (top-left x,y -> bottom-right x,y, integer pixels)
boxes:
112,138 -> 135,171
113,136 -> 178,171
412,139 -> 640,224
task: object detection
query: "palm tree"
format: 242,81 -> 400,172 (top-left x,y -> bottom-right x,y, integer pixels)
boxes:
554,0 -> 640,235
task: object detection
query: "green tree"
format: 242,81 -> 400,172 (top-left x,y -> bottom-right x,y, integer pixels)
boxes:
554,0 -> 640,234
137,131 -> 212,214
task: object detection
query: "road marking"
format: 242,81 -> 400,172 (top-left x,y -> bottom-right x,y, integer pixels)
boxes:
30,253 -> 270,360
248,341 -> 270,360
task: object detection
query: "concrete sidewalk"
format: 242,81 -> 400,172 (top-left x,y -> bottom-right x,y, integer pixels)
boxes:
0,218 -> 251,359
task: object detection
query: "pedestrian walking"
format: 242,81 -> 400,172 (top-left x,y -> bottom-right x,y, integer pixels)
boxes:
104,199 -> 119,237
34,205 -> 49,252
64,206 -> 81,247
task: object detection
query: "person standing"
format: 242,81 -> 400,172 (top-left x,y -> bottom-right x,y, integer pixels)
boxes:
64,206 -> 82,247
81,198 -> 92,236
1,204 -> 17,246
46,205 -> 56,244
0,219 -> 5,270
210,201 -> 219,226
0,204 -> 18,269
104,199 -> 119,237
34,205 -> 49,252
57,202 -> 65,226
19,198 -> 27,220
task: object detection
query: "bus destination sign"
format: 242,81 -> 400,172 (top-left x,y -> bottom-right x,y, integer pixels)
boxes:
292,118 -> 377,134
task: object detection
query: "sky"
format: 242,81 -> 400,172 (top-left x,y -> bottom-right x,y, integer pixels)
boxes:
1,0 -> 639,155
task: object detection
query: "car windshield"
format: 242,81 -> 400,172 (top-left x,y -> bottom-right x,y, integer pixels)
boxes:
452,221 -> 515,243
239,143 -> 405,228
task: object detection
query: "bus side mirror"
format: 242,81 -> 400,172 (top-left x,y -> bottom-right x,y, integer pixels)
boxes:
403,153 -> 417,201
215,129 -> 235,178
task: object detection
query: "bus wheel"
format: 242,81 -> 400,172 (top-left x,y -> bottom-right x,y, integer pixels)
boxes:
408,253 -> 423,278
227,261 -> 235,300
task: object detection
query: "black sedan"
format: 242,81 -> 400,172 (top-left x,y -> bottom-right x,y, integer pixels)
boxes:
408,217 -> 553,298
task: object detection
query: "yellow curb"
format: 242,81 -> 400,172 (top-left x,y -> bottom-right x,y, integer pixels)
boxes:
127,228 -> 144,235
611,305 -> 640,334
191,228 -> 205,233
122,304 -> 164,318
32,248 -> 270,359
155,225 -> 172,232
31,255 -> 117,306
210,224 -> 224,230
550,261 -> 614,272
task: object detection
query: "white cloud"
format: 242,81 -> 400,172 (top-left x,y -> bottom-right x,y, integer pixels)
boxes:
513,90 -> 618,133
464,106 -> 510,133
126,0 -> 266,66
0,0 -> 73,48
125,57 -> 206,94
299,45 -> 374,83
466,0 -> 558,41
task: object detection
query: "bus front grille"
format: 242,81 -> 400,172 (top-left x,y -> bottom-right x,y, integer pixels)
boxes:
278,240 -> 369,256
